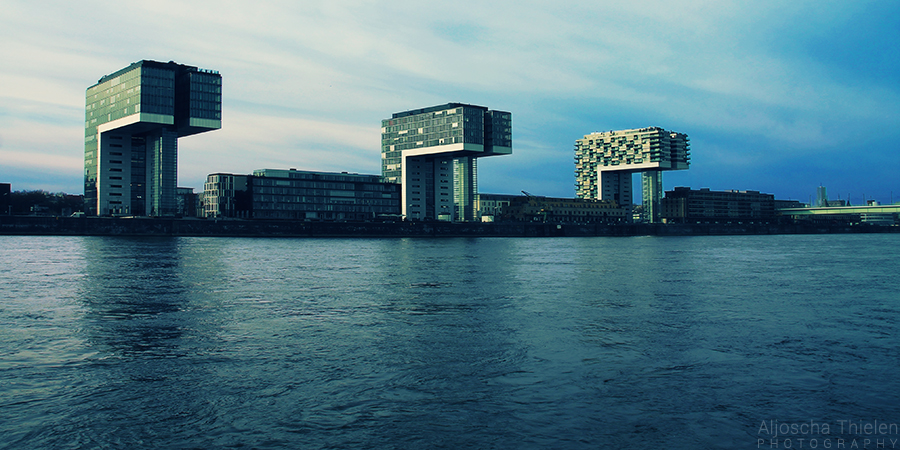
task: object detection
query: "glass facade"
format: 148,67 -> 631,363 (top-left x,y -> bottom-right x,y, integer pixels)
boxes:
641,170 -> 663,223
204,170 -> 401,220
146,129 -> 179,216
84,60 -> 221,216
380,105 -> 473,185
380,103 -> 512,221
176,69 -> 222,133
452,157 -> 477,221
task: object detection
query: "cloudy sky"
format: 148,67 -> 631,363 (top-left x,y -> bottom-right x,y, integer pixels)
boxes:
1,0 -> 898,204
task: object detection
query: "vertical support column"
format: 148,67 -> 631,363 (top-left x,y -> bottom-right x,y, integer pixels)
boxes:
432,158 -> 452,221
85,134 -> 99,216
642,170 -> 663,223
146,128 -> 179,216
130,136 -> 147,216
403,156 -> 430,221
453,156 -> 477,222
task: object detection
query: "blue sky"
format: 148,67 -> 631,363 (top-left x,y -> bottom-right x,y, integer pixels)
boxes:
1,0 -> 898,205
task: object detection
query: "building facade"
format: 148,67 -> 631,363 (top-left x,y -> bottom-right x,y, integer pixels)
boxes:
205,173 -> 252,218
575,127 -> 689,223
816,186 -> 828,207
382,103 -> 512,221
476,193 -> 518,221
204,169 -> 400,220
176,187 -> 202,217
502,195 -> 628,223
1,183 -> 9,215
84,60 -> 221,216
661,187 -> 775,223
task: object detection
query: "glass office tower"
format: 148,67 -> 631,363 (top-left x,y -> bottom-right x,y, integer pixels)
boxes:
381,103 -> 512,221
84,60 -> 221,216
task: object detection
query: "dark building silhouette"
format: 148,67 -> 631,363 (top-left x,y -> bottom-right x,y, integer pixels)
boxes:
1,183 -> 10,215
662,187 -> 776,223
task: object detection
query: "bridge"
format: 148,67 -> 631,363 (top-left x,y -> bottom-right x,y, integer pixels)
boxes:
778,205 -> 900,216
778,205 -> 900,225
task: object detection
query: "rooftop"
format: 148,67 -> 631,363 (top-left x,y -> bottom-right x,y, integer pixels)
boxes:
91,60 -> 218,88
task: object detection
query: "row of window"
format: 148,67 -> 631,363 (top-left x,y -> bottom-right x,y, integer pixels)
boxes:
251,202 -> 397,211
251,196 -> 397,205
189,80 -> 222,93
383,117 -> 467,133
386,130 -> 467,146
190,92 -> 221,102
251,187 -> 396,197
390,136 -> 479,152
383,108 -> 464,126
254,180 -> 391,190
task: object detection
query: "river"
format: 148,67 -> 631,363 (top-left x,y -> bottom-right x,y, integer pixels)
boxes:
1,235 -> 898,449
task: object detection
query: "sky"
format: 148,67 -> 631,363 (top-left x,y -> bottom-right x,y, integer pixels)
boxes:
1,0 -> 898,205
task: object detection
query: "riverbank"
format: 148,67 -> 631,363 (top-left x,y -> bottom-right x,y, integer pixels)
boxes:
2,215 -> 897,237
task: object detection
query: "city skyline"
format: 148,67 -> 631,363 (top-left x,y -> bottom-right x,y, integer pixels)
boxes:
1,1 -> 898,205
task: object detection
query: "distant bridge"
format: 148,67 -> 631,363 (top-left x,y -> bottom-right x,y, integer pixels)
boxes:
777,205 -> 900,216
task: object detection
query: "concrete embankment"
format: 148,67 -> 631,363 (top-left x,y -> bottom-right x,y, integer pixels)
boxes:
2,216 -> 897,237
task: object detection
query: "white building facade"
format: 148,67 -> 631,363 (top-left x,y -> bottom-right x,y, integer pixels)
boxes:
575,127 -> 690,222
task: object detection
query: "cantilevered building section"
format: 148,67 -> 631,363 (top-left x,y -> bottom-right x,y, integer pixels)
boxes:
382,103 -> 512,221
84,60 -> 221,216
574,127 -> 689,223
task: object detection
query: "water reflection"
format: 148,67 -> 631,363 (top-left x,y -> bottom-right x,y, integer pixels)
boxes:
78,237 -> 190,357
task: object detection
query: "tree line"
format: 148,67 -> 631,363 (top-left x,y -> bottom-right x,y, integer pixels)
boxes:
4,190 -> 84,216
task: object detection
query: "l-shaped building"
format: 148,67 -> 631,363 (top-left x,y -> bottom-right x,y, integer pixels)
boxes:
84,60 -> 221,216
381,103 -> 512,221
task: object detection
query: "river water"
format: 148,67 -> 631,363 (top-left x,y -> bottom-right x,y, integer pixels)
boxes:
1,234 -> 898,449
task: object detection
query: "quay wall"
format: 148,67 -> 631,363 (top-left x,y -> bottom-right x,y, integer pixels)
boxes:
2,216 -> 898,237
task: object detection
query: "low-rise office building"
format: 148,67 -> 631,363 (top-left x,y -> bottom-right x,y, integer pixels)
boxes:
176,187 -> 201,217
774,199 -> 804,209
502,195 -> 628,223
662,187 -> 775,223
205,173 -> 252,218
204,169 -> 400,220
476,193 -> 518,221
